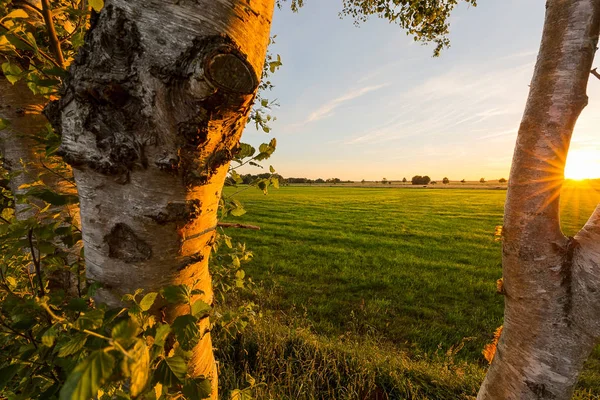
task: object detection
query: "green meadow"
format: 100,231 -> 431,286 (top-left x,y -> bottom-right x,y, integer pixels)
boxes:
218,185 -> 600,399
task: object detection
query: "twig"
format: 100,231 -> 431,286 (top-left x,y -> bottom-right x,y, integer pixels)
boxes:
27,229 -> 45,297
591,68 -> 600,80
0,268 -> 17,298
0,314 -> 33,342
39,158 -> 77,186
40,0 -> 65,67
217,222 -> 260,230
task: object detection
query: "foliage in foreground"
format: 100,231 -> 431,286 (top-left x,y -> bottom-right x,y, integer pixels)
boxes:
0,178 -> 256,399
0,132 -> 278,399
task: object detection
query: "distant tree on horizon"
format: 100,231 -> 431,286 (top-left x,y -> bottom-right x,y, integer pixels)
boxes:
411,175 -> 431,185
499,178 -> 507,183
461,179 -> 466,183
382,177 -> 388,184
480,178 -> 486,183
442,177 -> 450,184
402,177 -> 407,183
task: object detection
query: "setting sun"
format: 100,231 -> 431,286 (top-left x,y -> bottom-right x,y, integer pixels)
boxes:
564,149 -> 600,180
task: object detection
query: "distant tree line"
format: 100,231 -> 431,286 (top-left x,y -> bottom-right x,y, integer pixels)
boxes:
234,174 -> 508,186
235,174 -> 355,185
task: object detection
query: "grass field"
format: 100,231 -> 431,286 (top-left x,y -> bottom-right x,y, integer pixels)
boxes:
219,184 -> 600,398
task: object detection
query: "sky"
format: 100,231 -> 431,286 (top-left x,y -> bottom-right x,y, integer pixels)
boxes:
239,0 -> 600,181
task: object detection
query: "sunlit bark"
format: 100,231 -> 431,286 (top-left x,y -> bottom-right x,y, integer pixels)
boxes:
478,1 -> 600,399
48,1 -> 274,396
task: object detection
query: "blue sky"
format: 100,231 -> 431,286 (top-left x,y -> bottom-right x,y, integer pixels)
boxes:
240,0 -> 600,181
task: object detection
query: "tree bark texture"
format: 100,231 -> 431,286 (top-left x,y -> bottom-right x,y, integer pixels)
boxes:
478,1 -> 600,399
0,78 -> 49,218
48,1 -> 273,397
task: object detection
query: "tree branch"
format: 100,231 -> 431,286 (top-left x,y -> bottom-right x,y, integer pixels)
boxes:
591,68 -> 600,80
217,222 -> 260,230
27,229 -> 45,297
575,203 -> 600,241
40,0 -> 65,68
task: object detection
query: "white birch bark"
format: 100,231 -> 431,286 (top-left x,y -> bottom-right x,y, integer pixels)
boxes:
478,1 -> 600,399
47,1 -> 274,397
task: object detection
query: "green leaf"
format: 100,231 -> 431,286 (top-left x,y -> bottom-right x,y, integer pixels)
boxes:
0,364 -> 20,389
121,339 -> 149,397
153,323 -> 171,348
89,0 -> 104,12
111,319 -> 139,342
162,284 -> 191,304
2,62 -> 23,84
230,170 -> 242,184
182,377 -> 212,399
3,9 -> 29,19
43,67 -> 68,78
237,143 -> 255,159
0,118 -> 9,130
191,299 -> 211,318
269,165 -> 275,173
57,333 -> 87,357
59,350 -> 115,400
42,325 -> 58,347
171,315 -> 200,351
27,188 -> 78,206
74,309 -> 104,330
271,176 -> 280,189
230,206 -> 246,217
6,276 -> 16,288
153,356 -> 187,387
66,298 -> 88,312
139,292 -> 158,311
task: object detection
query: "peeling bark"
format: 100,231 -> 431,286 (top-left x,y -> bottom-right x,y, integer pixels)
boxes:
49,1 -> 274,396
478,1 -> 600,399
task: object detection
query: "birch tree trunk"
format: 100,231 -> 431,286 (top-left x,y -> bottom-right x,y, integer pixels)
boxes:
0,78 -> 49,218
47,1 -> 274,397
478,1 -> 600,398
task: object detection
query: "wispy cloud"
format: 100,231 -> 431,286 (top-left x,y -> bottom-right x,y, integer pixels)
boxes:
306,84 -> 388,123
343,61 -> 534,146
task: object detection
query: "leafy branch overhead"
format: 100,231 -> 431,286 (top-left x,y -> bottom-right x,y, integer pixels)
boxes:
278,0 -> 476,56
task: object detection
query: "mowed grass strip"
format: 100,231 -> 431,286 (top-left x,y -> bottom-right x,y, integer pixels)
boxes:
222,185 -> 600,376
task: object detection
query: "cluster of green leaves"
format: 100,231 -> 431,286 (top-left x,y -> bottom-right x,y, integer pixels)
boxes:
221,138 -> 279,218
210,231 -> 259,337
340,0 -> 477,56
277,0 -> 474,57
249,36 -> 282,134
0,158 -> 265,400
0,0 -> 96,94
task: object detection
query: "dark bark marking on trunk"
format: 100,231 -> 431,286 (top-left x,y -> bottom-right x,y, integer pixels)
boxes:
49,5 -> 153,181
43,100 -> 62,136
560,236 -> 579,326
206,53 -> 256,94
104,223 -> 152,263
177,253 -> 205,271
145,200 -> 202,225
160,35 -> 258,188
525,380 -> 556,399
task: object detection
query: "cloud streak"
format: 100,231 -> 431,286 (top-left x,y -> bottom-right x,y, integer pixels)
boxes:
306,83 -> 388,123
